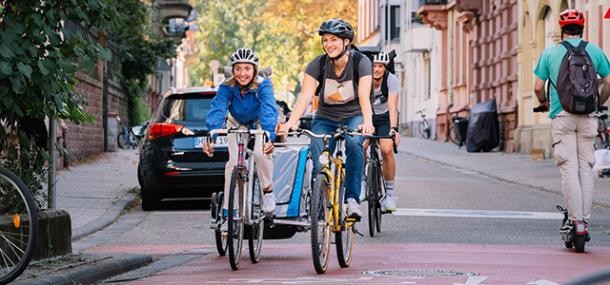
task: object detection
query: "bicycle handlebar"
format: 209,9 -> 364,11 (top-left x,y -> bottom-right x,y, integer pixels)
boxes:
209,128 -> 268,137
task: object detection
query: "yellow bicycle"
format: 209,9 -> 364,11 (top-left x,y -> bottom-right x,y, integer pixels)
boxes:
297,128 -> 362,274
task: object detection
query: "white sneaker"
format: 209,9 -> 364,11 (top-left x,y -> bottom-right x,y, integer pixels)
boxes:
220,219 -> 228,232
262,192 -> 276,214
381,196 -> 397,212
346,198 -> 362,219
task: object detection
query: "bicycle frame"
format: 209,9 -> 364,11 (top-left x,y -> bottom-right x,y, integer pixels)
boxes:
210,128 -> 266,226
304,129 -> 359,231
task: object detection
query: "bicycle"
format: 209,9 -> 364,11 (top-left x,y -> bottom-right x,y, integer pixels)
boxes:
448,108 -> 469,147
297,127 -> 363,274
0,166 -> 38,285
117,117 -> 143,150
208,128 -> 268,270
593,105 -> 610,177
364,133 -> 397,237
415,109 -> 431,139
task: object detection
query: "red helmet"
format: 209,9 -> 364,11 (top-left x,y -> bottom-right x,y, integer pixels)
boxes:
559,9 -> 585,28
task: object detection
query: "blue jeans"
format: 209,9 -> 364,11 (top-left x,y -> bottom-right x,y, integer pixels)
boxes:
310,116 -> 364,203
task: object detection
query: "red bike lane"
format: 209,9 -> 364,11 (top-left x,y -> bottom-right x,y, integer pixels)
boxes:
87,242 -> 610,284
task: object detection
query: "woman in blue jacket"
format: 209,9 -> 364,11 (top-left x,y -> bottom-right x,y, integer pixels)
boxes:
204,48 -> 278,229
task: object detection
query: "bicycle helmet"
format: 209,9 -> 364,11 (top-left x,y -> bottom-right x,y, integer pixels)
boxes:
317,18 -> 354,41
229,48 -> 259,67
559,9 -> 585,28
373,51 -> 390,66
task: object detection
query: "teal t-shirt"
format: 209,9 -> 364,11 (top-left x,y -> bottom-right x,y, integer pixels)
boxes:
533,38 -> 610,118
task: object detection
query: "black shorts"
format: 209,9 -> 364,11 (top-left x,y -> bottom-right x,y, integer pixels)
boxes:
373,112 -> 390,136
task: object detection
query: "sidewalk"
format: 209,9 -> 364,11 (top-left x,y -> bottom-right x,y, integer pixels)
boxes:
398,137 -> 610,208
55,148 -> 140,240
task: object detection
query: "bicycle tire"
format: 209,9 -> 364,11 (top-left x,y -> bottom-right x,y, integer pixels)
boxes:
0,167 -> 38,285
227,168 -> 244,270
212,192 -> 227,256
310,173 -> 331,274
366,161 -> 377,237
448,125 -> 460,146
574,234 -> 586,253
117,132 -> 129,149
418,120 -> 431,139
335,178 -> 353,268
375,171 -> 383,234
248,171 -> 264,263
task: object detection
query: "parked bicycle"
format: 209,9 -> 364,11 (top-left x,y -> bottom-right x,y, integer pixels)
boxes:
208,128 -> 268,270
297,127 -> 363,274
416,109 -> 431,139
364,133 -> 397,237
117,117 -> 145,150
593,105 -> 610,178
0,166 -> 38,285
448,107 -> 469,147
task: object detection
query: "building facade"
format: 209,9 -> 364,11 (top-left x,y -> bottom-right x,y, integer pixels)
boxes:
405,2 -> 442,138
515,0 -> 609,156
419,0 -> 519,151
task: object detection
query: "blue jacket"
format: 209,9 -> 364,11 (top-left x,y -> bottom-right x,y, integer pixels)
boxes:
207,77 -> 278,141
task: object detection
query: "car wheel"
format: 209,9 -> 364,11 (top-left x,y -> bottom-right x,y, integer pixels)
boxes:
141,184 -> 161,211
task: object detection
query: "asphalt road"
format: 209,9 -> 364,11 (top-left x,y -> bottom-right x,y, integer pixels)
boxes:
76,152 -> 610,284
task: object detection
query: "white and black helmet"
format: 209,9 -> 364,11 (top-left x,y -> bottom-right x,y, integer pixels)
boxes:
230,48 -> 259,67
373,51 -> 390,66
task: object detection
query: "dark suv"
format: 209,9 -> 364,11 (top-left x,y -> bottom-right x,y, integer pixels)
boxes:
137,87 -> 229,210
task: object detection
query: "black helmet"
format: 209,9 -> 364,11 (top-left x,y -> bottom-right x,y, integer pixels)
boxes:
317,18 -> 354,41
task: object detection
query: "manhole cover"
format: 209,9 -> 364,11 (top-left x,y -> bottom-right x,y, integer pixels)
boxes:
364,269 -> 478,278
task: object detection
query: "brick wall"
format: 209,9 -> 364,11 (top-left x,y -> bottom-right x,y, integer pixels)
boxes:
59,72 -> 127,165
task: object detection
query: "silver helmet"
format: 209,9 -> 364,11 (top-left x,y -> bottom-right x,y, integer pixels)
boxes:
373,51 -> 390,66
229,48 -> 259,67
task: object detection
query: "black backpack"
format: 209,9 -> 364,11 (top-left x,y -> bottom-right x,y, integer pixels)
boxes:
551,41 -> 599,114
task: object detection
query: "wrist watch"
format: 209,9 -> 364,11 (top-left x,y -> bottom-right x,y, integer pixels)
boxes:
391,127 -> 399,132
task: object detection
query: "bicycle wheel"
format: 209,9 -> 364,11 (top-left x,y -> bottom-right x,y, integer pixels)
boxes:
0,167 -> 38,285
335,178 -> 353,268
366,161 -> 377,237
310,173 -> 331,274
227,168 -> 244,270
374,170 -> 383,234
117,132 -> 129,149
248,171 -> 264,263
448,125 -> 460,146
420,120 -> 432,139
211,192 -> 227,256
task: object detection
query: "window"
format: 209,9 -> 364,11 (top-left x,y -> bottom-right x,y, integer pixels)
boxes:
390,5 -> 401,40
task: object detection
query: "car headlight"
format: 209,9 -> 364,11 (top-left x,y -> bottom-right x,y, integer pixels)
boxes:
318,153 -> 330,166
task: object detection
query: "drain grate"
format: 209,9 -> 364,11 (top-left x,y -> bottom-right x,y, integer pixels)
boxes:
364,269 -> 478,278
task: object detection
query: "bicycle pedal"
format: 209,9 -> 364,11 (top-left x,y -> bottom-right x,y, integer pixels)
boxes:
345,216 -> 361,223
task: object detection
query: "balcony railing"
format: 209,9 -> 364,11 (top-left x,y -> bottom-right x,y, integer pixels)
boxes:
419,0 -> 448,5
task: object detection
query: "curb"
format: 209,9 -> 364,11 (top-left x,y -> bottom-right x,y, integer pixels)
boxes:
13,253 -> 152,285
71,191 -> 138,241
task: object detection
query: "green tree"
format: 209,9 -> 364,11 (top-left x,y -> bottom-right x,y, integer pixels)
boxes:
191,0 -> 357,94
0,0 -> 175,208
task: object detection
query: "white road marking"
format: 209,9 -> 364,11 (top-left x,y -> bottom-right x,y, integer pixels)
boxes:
528,280 -> 560,285
453,275 -> 488,285
393,208 -> 563,220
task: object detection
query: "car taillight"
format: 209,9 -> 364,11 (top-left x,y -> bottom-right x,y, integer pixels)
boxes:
148,123 -> 183,140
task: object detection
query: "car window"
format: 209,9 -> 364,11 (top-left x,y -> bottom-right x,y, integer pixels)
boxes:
163,97 -> 214,122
